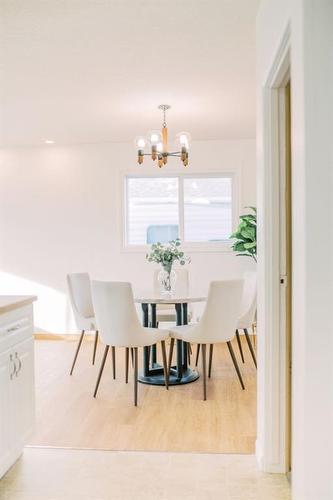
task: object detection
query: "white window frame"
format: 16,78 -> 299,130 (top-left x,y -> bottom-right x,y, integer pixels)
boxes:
122,171 -> 240,253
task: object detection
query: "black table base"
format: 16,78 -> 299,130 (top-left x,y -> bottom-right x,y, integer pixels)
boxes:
138,302 -> 200,386
138,365 -> 199,386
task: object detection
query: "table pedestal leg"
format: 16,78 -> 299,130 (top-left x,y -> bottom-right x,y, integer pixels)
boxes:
175,304 -> 183,379
142,304 -> 149,377
150,304 -> 157,366
182,303 -> 188,370
138,301 -> 199,386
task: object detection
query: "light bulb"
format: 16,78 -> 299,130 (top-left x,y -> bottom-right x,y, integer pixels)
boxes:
147,130 -> 161,145
156,142 -> 163,153
180,135 -> 188,147
176,131 -> 191,150
134,136 -> 146,150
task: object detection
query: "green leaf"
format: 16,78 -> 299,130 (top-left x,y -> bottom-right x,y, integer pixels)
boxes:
233,242 -> 246,252
241,227 -> 255,240
244,242 -> 256,249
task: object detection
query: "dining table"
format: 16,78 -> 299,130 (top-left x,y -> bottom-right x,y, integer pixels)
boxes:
134,293 -> 206,386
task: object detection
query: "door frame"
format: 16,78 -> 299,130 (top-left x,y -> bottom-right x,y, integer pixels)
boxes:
256,22 -> 291,473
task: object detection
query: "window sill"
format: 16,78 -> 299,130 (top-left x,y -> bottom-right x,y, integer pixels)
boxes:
121,242 -> 233,254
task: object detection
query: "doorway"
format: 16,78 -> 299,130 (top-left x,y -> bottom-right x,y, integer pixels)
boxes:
256,27 -> 293,474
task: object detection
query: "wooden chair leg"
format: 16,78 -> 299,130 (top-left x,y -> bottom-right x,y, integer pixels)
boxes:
133,347 -> 138,406
70,330 -> 85,375
227,341 -> 245,390
244,328 -> 257,368
168,338 -> 175,375
160,341 -> 169,390
125,347 -> 129,383
93,345 -> 109,397
92,330 -> 99,365
235,329 -> 245,363
112,346 -> 116,379
195,343 -> 201,366
208,344 -> 214,378
130,347 -> 134,367
187,344 -> 191,365
202,344 -> 207,401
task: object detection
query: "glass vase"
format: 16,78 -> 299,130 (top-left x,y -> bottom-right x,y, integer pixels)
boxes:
158,267 -> 177,295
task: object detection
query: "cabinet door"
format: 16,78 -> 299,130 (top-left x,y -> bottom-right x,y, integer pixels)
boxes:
12,337 -> 35,448
0,348 -> 14,476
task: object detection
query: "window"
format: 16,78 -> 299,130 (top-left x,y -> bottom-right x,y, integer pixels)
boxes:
125,174 -> 236,248
183,177 -> 232,242
126,177 -> 179,245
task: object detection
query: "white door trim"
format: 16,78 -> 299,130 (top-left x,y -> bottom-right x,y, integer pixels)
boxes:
256,21 -> 291,473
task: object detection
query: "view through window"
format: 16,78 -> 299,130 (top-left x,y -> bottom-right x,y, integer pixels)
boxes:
125,175 -> 234,246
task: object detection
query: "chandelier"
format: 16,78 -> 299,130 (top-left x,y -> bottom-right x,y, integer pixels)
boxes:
135,104 -> 190,168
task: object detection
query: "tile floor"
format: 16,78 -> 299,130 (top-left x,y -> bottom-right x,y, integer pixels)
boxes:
0,448 -> 290,500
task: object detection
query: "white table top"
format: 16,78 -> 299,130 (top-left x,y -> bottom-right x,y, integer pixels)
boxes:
134,293 -> 206,305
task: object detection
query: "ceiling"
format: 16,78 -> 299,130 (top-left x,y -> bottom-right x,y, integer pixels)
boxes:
1,0 -> 260,147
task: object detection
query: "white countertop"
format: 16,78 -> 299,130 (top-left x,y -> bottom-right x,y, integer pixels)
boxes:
0,296 -> 37,315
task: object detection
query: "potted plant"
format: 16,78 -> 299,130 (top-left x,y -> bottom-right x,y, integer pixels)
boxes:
230,207 -> 257,262
146,239 -> 190,295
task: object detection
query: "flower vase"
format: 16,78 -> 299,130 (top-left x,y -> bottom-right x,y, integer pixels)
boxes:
158,267 -> 177,295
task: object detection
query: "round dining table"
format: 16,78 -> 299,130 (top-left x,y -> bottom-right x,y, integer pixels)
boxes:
134,293 -> 206,386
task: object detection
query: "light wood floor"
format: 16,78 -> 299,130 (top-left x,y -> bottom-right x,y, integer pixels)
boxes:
29,336 -> 257,453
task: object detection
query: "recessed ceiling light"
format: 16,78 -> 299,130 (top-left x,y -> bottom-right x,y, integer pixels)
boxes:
44,140 -> 54,144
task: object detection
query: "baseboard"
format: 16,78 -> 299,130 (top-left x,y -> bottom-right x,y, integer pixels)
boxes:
33,332 -> 96,341
255,439 -> 288,473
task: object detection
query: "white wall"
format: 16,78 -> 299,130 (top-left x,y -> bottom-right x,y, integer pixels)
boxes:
0,139 -> 256,333
257,1 -> 333,499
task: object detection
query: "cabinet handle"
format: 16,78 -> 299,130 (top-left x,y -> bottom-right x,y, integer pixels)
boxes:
7,325 -> 21,333
14,352 -> 22,376
9,354 -> 16,379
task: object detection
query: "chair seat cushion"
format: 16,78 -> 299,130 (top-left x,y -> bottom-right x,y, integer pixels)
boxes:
169,324 -> 234,344
169,324 -> 196,340
156,308 -> 193,323
115,327 -> 170,348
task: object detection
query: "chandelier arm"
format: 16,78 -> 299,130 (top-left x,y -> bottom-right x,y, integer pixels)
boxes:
141,152 -> 182,157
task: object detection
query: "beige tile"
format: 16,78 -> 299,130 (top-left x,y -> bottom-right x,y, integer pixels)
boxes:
0,448 -> 291,500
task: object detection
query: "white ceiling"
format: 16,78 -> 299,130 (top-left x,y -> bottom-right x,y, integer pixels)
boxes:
1,0 -> 260,147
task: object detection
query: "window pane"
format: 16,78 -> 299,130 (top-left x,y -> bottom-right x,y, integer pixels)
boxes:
127,177 -> 179,245
184,177 -> 232,242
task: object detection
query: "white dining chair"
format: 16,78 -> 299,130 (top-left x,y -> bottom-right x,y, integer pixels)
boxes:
235,272 -> 257,368
153,267 -> 190,323
67,273 -> 108,375
195,272 -> 257,372
91,281 -> 170,406
168,280 -> 244,400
